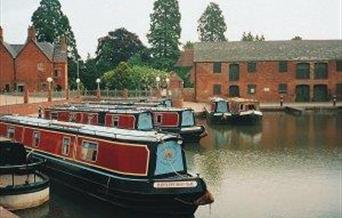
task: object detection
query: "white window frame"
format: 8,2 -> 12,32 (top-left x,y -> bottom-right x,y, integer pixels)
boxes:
61,136 -> 71,156
32,131 -> 40,147
7,126 -> 15,140
81,140 -> 98,162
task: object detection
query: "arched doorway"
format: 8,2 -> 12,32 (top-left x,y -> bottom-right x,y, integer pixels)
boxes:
295,85 -> 310,102
313,85 -> 328,102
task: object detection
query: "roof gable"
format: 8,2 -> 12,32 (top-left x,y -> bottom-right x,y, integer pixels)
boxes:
194,40 -> 342,62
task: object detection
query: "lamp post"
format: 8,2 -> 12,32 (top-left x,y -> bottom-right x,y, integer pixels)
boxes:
76,78 -> 81,98
47,77 -> 53,102
96,78 -> 101,100
155,76 -> 161,97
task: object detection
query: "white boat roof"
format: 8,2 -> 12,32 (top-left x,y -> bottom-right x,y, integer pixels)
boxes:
50,106 -> 149,114
0,115 -> 177,143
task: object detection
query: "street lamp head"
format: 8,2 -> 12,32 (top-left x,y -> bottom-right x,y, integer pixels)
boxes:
165,78 -> 170,84
47,77 -> 53,83
156,76 -> 161,82
76,78 -> 81,84
96,78 -> 101,83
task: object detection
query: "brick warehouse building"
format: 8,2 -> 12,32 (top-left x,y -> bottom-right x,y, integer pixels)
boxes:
0,26 -> 68,92
177,40 -> 342,102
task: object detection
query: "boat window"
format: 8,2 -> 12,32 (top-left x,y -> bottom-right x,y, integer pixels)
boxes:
69,113 -> 77,122
62,137 -> 71,155
181,110 -> 194,127
154,140 -> 184,176
32,131 -> 40,147
156,114 -> 162,124
7,127 -> 15,140
81,141 -> 98,162
138,112 -> 153,130
216,101 -> 228,113
248,104 -> 256,110
240,104 -> 244,110
51,112 -> 58,120
164,99 -> 172,107
112,116 -> 119,127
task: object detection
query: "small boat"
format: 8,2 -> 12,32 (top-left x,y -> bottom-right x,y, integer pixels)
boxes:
0,138 -> 49,210
0,116 -> 213,215
45,104 -> 207,143
229,97 -> 263,124
204,97 -> 232,124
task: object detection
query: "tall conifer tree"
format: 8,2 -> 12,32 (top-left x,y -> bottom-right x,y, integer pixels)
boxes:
198,2 -> 227,42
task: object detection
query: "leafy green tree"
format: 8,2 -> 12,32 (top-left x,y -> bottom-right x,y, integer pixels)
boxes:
147,0 -> 181,71
182,41 -> 194,49
95,28 -> 147,73
102,62 -> 167,90
241,32 -> 265,41
291,36 -> 303,40
198,2 -> 227,42
31,0 -> 79,59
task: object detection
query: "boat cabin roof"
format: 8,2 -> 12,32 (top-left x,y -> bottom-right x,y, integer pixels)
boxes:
0,115 -> 177,143
210,97 -> 228,103
48,105 -> 149,114
228,97 -> 259,104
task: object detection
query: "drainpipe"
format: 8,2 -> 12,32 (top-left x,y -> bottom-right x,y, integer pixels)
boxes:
194,62 -> 197,102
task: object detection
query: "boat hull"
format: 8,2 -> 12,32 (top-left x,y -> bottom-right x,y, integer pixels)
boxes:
161,126 -> 206,143
206,111 -> 262,125
32,151 -> 207,215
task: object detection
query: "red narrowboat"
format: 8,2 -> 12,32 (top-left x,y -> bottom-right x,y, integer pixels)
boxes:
44,106 -> 153,131
48,104 -> 207,143
0,115 -> 213,215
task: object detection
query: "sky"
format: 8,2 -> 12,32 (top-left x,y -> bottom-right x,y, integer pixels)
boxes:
1,0 -> 341,59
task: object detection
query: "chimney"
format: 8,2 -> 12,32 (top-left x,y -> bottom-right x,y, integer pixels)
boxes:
0,26 -> 3,42
59,36 -> 67,51
27,26 -> 37,42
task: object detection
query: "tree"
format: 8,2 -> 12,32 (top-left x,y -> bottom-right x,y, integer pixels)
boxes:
182,41 -> 194,49
102,62 -> 167,90
31,0 -> 79,59
198,2 -> 227,42
291,36 -> 303,40
241,32 -> 265,41
95,28 -> 146,73
147,0 -> 181,71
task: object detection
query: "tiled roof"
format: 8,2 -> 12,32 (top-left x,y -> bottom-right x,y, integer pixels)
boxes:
194,40 -> 342,62
1,40 -> 67,62
176,49 -> 194,67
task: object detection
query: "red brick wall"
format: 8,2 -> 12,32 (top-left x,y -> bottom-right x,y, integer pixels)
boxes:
194,61 -> 342,102
182,88 -> 195,101
0,44 -> 15,91
15,41 -> 54,92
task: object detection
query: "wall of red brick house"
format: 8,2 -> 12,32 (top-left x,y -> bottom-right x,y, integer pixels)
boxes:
15,41 -> 54,92
194,61 -> 342,102
53,62 -> 68,90
0,44 -> 15,91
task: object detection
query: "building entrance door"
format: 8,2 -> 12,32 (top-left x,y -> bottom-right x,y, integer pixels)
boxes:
313,85 -> 328,102
295,85 -> 310,102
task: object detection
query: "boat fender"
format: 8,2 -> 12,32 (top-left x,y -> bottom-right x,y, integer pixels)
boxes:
194,190 -> 214,206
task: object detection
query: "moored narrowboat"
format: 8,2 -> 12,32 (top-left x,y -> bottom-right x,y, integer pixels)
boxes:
204,97 -> 232,124
45,104 -> 206,143
0,115 -> 213,215
229,97 -> 263,124
44,106 -> 154,131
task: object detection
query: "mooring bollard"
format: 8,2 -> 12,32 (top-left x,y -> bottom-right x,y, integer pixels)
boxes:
280,95 -> 284,107
332,95 -> 336,107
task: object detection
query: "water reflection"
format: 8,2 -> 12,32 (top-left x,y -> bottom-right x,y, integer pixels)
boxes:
15,112 -> 342,218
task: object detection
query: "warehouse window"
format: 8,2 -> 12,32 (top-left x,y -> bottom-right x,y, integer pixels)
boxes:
279,61 -> 288,72
213,84 -> 222,95
296,63 -> 310,79
213,62 -> 222,73
278,83 -> 288,93
229,64 -> 240,81
247,84 -> 256,95
336,61 -> 342,72
314,63 -> 328,79
247,62 -> 257,73
229,85 -> 240,97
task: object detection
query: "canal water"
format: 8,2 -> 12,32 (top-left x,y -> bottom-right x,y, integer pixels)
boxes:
15,112 -> 341,218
